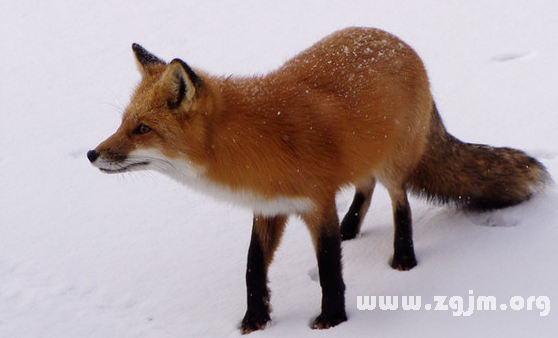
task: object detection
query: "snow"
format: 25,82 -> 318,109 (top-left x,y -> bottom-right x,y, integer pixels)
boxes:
1,0 -> 558,337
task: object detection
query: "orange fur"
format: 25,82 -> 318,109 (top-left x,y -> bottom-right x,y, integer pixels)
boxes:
92,28 -> 433,211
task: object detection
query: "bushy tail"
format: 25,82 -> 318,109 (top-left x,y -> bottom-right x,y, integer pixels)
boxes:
408,104 -> 551,210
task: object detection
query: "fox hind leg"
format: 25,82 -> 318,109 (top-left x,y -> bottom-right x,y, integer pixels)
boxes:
387,185 -> 417,271
340,178 -> 376,240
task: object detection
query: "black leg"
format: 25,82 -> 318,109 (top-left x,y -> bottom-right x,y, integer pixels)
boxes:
241,227 -> 270,333
303,202 -> 347,330
340,191 -> 366,240
241,215 -> 286,334
312,229 -> 347,329
390,199 -> 417,270
340,182 -> 375,240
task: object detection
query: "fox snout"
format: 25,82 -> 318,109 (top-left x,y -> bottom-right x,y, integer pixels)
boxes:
87,146 -> 154,174
87,150 -> 99,163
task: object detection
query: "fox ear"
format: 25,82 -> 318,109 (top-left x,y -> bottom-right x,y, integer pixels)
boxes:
132,43 -> 166,76
162,58 -> 202,110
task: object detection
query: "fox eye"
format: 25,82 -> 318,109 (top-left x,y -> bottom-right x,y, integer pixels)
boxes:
133,123 -> 152,135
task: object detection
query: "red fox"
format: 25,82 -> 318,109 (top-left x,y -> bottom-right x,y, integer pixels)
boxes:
88,27 -> 549,333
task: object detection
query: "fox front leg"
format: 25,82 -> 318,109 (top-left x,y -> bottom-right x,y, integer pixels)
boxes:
241,215 -> 286,334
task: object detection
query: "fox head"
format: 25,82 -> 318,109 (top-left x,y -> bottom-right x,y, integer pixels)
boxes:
88,44 -> 212,177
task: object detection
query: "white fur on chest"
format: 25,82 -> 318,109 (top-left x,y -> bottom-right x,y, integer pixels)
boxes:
129,148 -> 314,216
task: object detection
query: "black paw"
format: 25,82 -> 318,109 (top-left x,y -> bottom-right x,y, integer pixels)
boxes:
340,218 -> 359,241
240,310 -> 270,334
311,311 -> 347,330
390,254 -> 417,271
340,227 -> 358,241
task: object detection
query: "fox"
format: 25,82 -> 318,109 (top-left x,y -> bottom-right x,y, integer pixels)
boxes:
88,27 -> 550,333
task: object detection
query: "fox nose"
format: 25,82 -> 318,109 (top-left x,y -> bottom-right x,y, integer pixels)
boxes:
87,150 -> 99,163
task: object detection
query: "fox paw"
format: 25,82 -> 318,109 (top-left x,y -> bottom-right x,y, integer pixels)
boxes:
340,228 -> 358,241
311,311 -> 347,330
390,255 -> 417,271
240,310 -> 270,334
340,217 -> 360,241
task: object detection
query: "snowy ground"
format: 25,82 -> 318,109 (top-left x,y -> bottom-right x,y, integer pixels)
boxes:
1,1 -> 558,337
